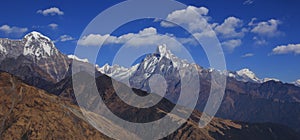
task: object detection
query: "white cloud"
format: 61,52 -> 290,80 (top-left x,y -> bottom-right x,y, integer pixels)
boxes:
0,24 -> 28,34
214,17 -> 246,38
37,7 -> 64,16
78,34 -> 112,46
48,23 -> 58,29
242,53 -> 254,58
160,6 -> 247,52
248,18 -> 257,26
161,6 -> 215,38
243,0 -> 254,5
162,6 -> 209,28
251,19 -> 281,37
58,35 -> 74,42
78,27 -> 179,48
221,39 -> 242,51
272,44 -> 300,55
253,36 -> 268,45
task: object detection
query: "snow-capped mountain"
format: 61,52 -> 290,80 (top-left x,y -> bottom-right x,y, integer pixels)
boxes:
293,79 -> 300,87
23,31 -> 59,60
98,44 -> 289,87
99,45 -> 283,86
98,44 -> 300,111
236,68 -> 261,83
98,44 -> 199,85
0,31 -> 70,83
98,44 -> 201,103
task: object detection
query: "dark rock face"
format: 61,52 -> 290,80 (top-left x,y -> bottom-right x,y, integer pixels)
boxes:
213,78 -> 300,132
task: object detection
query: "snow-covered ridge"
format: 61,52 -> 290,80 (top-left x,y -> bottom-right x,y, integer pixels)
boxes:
68,55 -> 89,63
98,63 -> 139,82
23,31 -> 57,59
227,68 -> 281,83
97,44 -> 297,87
262,78 -> 280,83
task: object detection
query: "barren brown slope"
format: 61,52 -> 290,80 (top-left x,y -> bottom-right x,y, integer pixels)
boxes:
0,72 -> 110,140
50,72 -> 300,140
1,71 -> 299,140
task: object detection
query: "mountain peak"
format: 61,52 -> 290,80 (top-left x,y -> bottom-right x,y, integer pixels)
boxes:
155,44 -> 180,62
156,44 -> 176,59
235,68 -> 261,83
24,31 -> 51,41
23,31 -> 58,58
237,68 -> 256,78
156,44 -> 168,55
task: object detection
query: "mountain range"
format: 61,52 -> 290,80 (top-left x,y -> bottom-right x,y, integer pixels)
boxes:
0,31 -> 300,139
98,45 -> 298,86
99,44 -> 300,132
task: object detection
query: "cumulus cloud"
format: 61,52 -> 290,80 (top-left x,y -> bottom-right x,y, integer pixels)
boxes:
242,53 -> 254,58
48,23 -> 58,29
160,6 -> 247,52
161,6 -> 215,38
78,27 -> 179,48
271,44 -> 300,55
221,39 -> 242,51
250,19 -> 282,37
0,24 -> 28,34
214,17 -> 246,38
58,35 -> 74,42
37,7 -> 64,16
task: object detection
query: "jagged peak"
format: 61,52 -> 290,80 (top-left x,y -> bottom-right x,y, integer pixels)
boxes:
156,44 -> 167,54
156,44 -> 174,58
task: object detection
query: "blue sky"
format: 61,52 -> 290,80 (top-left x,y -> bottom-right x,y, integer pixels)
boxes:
0,0 -> 300,82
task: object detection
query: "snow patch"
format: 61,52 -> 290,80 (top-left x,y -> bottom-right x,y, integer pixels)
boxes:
263,78 -> 280,83
0,44 -> 7,54
68,55 -> 89,63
